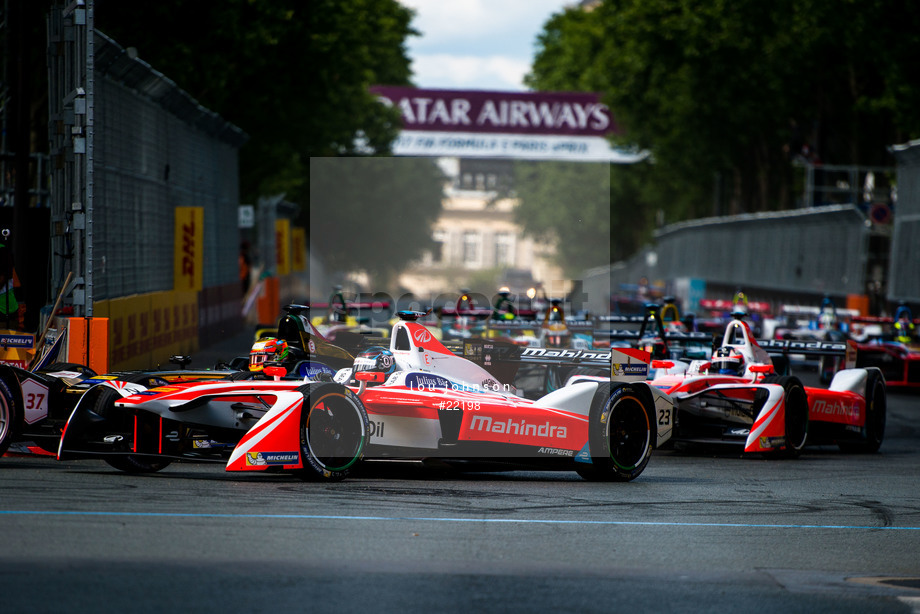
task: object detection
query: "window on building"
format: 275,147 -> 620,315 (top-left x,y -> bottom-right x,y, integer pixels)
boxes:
463,231 -> 481,267
432,229 -> 447,263
495,232 -> 514,267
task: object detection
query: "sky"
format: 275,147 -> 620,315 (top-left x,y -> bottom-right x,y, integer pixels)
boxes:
399,0 -> 575,92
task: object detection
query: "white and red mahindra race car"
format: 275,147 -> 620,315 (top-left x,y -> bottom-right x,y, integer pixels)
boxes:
649,314 -> 886,456
58,311 -> 676,482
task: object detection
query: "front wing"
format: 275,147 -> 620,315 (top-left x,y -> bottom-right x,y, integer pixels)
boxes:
671,383 -> 788,453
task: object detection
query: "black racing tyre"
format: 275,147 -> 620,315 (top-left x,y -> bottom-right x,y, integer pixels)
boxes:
0,377 -> 20,457
762,375 -> 808,458
575,382 -> 654,482
91,387 -> 172,473
839,368 -> 886,453
296,382 -> 368,482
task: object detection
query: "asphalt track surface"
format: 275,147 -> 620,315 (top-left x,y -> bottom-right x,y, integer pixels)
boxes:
2,379 -> 919,613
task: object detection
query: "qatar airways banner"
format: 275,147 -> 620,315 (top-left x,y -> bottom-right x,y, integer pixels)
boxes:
369,86 -> 646,163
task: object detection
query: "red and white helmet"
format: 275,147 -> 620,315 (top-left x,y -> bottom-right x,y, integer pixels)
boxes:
711,346 -> 744,376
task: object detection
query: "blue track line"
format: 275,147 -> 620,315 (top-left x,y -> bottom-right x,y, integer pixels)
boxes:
1,510 -> 919,531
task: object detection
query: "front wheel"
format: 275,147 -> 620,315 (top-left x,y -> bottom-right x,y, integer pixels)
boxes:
839,368 -> 886,453
576,383 -> 654,482
297,383 -> 368,482
0,377 -> 20,457
91,387 -> 172,473
762,375 -> 808,458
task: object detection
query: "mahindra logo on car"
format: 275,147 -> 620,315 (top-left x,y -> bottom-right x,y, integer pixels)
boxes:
413,328 -> 432,344
522,347 -> 611,361
812,399 -> 859,417
470,414 -> 567,438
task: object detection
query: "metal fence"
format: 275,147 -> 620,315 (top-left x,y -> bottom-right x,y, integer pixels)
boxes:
654,205 -> 869,295
48,2 -> 246,310
92,67 -> 244,299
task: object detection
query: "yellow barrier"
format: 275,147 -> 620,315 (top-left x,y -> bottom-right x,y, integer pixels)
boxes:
75,290 -> 199,372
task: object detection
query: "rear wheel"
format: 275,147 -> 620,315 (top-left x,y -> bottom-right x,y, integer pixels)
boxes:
0,378 -> 20,457
762,375 -> 808,458
839,368 -> 886,453
297,383 -> 368,482
91,387 -> 172,473
576,383 -> 653,482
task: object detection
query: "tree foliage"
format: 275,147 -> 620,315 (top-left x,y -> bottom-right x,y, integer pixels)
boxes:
96,0 -> 417,209
514,162 -> 610,276
309,157 -> 445,282
513,160 -> 660,271
95,0 -> 449,283
526,0 -> 920,222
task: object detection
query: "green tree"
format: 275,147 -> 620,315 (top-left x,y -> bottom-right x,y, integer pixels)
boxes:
96,0 -> 416,209
309,157 -> 444,287
526,0 -> 920,224
96,0 -> 451,283
513,161 -> 610,276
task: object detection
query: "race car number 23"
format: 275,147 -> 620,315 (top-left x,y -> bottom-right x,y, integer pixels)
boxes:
657,408 -> 671,426
21,379 -> 50,425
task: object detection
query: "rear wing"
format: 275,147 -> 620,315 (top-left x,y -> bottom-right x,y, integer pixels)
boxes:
599,303 -> 859,370
600,329 -> 713,343
757,338 -> 858,369
596,305 -> 712,345
454,339 -> 650,383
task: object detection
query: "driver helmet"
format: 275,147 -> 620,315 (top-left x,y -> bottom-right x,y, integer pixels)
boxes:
249,337 -> 289,372
711,346 -> 744,376
351,346 -> 396,385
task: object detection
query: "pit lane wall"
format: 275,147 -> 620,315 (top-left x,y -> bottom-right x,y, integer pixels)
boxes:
600,204 -> 874,308
890,141 -> 920,303
61,283 -> 242,373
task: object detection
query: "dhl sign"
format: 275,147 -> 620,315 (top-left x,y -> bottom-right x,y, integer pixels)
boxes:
291,226 -> 306,272
174,207 -> 204,292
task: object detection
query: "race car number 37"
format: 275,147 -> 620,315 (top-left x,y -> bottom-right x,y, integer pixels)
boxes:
21,379 -> 50,425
